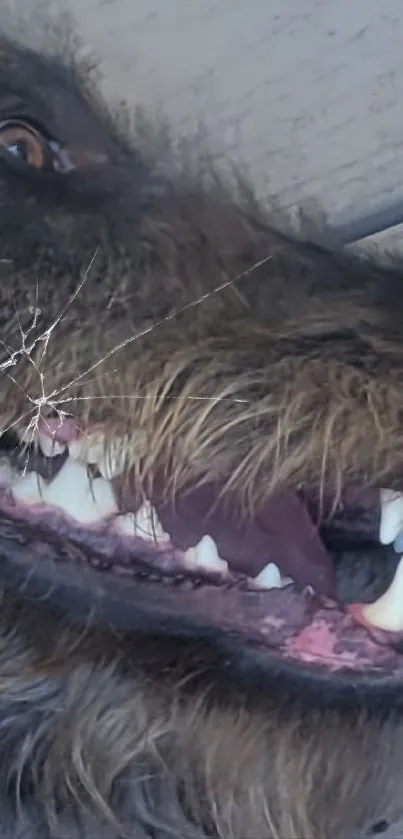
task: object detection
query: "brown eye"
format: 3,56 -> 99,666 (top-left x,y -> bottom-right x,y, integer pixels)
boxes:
0,120 -> 47,169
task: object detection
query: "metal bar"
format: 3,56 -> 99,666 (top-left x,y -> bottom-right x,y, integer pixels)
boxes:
331,198 -> 403,245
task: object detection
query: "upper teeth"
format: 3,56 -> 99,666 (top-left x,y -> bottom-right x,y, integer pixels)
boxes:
114,503 -> 169,544
15,424 -> 67,457
4,432 -> 296,593
41,460 -> 118,524
184,535 -> 228,574
379,489 -> 403,545
38,431 -> 66,457
68,431 -> 126,479
361,556 -> 403,632
11,460 -> 118,525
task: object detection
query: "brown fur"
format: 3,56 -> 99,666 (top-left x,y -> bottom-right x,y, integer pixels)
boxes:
4,124 -> 403,514
0,591 -> 402,839
0,12 -> 402,839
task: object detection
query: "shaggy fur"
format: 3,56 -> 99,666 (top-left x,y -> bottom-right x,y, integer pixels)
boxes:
1,592 -> 403,839
0,14 -> 403,839
2,30 -> 403,513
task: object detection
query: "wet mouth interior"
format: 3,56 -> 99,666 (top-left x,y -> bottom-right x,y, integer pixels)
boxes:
1,417 -> 403,678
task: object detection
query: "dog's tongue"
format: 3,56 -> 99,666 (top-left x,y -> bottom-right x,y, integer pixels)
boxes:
148,481 -> 335,596
256,492 -> 335,595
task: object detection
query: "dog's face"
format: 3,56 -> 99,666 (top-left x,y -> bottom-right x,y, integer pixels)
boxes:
1,31 -> 403,703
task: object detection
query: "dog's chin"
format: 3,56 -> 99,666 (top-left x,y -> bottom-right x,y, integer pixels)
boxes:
0,423 -> 403,694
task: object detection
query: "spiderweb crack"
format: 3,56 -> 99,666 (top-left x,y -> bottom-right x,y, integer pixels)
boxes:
0,249 -> 270,475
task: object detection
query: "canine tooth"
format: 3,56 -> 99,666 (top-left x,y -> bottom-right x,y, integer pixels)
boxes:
12,471 -> 46,504
41,460 -> 118,524
379,489 -> 403,545
38,431 -> 66,458
191,535 -> 228,574
362,556 -> 403,632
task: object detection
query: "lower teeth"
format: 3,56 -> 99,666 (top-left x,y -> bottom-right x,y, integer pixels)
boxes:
183,535 -> 228,575
4,444 -> 297,591
113,506 -> 169,544
251,562 -> 293,590
12,427 -> 399,600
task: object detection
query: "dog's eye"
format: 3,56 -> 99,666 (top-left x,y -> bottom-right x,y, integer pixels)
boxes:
0,121 -> 47,169
0,119 -> 73,173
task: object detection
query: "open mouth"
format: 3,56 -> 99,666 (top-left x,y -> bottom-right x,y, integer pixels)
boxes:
1,414 -> 403,684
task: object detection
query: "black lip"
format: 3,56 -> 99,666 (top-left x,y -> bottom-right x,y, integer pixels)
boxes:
0,511 -> 403,696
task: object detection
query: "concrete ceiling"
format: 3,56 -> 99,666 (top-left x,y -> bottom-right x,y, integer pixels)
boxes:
43,0 -> 403,248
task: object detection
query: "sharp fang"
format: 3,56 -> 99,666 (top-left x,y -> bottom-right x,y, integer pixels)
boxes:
131,501 -> 169,543
362,556 -> 403,632
185,535 -> 228,574
41,460 -> 118,524
12,471 -> 46,504
38,431 -> 66,458
379,489 -> 403,545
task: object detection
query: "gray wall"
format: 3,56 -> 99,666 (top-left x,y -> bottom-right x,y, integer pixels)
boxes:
55,0 -> 403,247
